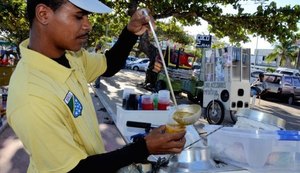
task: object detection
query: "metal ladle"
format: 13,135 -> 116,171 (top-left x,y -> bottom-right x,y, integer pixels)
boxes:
142,9 -> 177,107
142,10 -> 202,126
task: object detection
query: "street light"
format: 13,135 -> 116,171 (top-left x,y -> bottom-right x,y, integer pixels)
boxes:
253,0 -> 266,67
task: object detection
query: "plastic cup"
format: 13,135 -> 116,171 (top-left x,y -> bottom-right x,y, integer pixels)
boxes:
165,108 -> 186,133
158,90 -> 170,110
141,95 -> 154,110
165,123 -> 186,133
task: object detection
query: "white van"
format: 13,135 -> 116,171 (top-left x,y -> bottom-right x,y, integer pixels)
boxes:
275,67 -> 300,76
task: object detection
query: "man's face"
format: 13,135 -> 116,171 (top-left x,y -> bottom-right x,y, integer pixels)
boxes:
46,1 -> 92,52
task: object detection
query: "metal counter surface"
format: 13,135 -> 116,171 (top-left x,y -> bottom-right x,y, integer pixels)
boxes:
118,120 -> 249,173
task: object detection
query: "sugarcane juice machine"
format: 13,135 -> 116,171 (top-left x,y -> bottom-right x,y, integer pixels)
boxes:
199,47 -> 251,124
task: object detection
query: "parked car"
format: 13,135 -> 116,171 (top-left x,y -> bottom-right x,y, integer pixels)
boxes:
125,56 -> 139,68
275,67 -> 300,76
129,58 -> 150,72
263,73 -> 300,104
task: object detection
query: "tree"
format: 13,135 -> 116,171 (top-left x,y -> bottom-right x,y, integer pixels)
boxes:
266,33 -> 300,68
109,0 -> 300,87
111,1 -> 300,43
266,40 -> 297,67
2,1 -> 300,51
87,12 -> 128,48
1,1 -> 300,71
0,0 -> 28,45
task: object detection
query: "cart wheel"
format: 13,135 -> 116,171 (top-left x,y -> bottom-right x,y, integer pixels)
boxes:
206,100 -> 224,125
230,110 -> 238,123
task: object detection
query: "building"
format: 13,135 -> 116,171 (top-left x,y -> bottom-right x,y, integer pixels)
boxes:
251,49 -> 277,67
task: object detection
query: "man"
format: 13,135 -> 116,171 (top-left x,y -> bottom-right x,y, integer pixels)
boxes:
250,72 -> 268,96
7,0 -> 186,172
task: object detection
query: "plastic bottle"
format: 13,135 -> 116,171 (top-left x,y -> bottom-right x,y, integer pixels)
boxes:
122,88 -> 134,109
126,94 -> 138,110
152,93 -> 158,110
158,90 -> 170,110
1,91 -> 7,110
141,95 -> 154,110
138,94 -> 143,110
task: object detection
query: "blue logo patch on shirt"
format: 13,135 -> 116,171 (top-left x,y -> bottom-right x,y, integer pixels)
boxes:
64,91 -> 83,118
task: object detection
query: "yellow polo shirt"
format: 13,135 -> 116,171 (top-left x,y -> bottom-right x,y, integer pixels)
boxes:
7,39 -> 107,173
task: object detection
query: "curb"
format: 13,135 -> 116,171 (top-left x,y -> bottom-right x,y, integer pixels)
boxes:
0,118 -> 8,134
89,84 -> 117,123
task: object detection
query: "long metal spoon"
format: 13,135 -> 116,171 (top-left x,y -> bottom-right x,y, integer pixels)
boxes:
142,9 -> 177,107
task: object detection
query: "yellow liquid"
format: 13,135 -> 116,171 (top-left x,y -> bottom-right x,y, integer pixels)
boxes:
165,124 -> 186,133
173,111 -> 193,125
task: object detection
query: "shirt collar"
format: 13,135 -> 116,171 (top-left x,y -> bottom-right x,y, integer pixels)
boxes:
19,39 -> 73,83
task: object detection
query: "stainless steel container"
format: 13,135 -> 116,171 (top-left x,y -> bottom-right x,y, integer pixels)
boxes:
166,146 -> 217,172
235,108 -> 286,130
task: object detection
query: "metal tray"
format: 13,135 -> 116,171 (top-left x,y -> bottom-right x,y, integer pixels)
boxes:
235,108 -> 286,130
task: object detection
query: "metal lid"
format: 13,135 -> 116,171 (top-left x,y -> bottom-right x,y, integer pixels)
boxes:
236,109 -> 286,130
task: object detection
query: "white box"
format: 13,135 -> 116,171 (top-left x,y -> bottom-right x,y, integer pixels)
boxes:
207,127 -> 300,173
116,105 -> 173,139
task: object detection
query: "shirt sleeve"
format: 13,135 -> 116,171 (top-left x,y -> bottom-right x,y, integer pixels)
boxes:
102,27 -> 138,77
69,138 -> 150,173
79,50 -> 107,83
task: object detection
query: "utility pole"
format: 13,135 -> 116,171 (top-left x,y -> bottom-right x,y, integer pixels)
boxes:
253,0 -> 266,68
297,40 -> 300,69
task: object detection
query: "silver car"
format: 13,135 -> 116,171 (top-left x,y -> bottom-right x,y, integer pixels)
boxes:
263,73 -> 300,104
129,58 -> 150,72
125,56 -> 139,69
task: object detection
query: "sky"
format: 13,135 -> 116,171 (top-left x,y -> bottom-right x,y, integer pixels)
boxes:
184,0 -> 299,53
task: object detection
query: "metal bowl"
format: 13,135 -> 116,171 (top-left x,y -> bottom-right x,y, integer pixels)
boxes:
166,146 -> 216,172
235,108 -> 286,130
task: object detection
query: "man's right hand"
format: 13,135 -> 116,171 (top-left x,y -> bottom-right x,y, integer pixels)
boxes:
144,125 -> 186,155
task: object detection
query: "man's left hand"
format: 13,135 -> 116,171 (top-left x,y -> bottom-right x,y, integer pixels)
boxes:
127,9 -> 155,36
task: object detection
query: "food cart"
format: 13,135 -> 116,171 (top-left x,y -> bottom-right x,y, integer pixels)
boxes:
113,22 -> 299,171
186,47 -> 251,124
154,47 -> 199,94
100,69 -> 299,173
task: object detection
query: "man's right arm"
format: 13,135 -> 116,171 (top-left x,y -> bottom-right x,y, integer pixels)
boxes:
69,138 -> 149,173
69,125 -> 186,172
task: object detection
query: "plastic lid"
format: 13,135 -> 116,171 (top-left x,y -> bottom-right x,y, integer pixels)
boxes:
277,130 -> 300,141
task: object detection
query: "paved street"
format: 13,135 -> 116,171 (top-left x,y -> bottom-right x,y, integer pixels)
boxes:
0,69 -> 300,173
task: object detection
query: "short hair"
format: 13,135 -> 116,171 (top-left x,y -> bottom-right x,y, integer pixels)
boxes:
259,73 -> 264,78
26,0 -> 66,27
